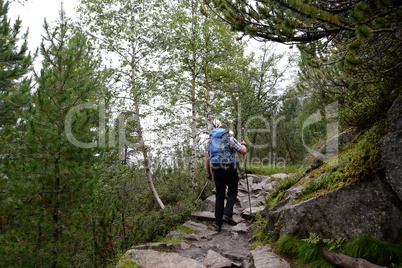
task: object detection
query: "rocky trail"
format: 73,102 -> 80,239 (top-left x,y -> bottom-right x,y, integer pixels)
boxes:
120,174 -> 294,268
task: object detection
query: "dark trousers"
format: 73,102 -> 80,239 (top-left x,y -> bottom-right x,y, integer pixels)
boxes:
212,164 -> 239,226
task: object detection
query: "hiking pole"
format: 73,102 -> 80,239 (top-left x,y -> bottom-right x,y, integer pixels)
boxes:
244,161 -> 252,218
194,180 -> 209,205
241,127 -> 253,218
237,161 -> 252,218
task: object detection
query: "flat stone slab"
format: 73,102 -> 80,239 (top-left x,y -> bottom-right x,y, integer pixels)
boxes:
202,249 -> 241,268
191,211 -> 215,221
122,249 -> 206,268
183,220 -> 209,232
250,245 -> 290,268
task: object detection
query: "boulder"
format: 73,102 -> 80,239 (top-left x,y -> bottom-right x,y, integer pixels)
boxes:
263,176 -> 402,241
191,211 -> 215,221
382,94 -> 402,202
230,223 -> 250,233
202,250 -> 241,268
201,195 -> 216,213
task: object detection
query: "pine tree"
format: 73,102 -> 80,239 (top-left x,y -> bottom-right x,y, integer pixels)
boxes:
205,0 -> 402,128
0,0 -> 32,152
204,0 -> 401,45
0,1 -> 32,264
0,10 -> 105,267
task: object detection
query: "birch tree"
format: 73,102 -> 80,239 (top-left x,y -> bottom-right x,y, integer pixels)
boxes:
165,0 -> 249,186
78,0 -> 171,209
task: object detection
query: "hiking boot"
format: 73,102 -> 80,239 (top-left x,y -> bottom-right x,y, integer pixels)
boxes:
210,223 -> 222,232
223,215 -> 237,226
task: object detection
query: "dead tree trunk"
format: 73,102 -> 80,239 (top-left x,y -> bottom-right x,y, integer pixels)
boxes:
322,250 -> 387,268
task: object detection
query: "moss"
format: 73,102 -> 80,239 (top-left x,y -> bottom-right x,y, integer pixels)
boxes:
159,235 -> 187,246
116,258 -> 139,268
292,122 -> 386,203
176,225 -> 195,235
266,174 -> 301,205
251,213 -> 272,247
268,190 -> 289,209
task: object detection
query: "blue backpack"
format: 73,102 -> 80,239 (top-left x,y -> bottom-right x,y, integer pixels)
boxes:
208,128 -> 235,164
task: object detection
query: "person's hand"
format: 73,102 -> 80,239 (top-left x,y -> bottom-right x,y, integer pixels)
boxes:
241,141 -> 247,146
207,174 -> 213,181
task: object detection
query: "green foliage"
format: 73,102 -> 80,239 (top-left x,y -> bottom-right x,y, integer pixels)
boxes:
0,0 -> 32,150
275,234 -> 402,267
247,163 -> 300,176
276,235 -> 336,267
266,174 -> 300,208
251,212 -> 273,247
276,235 -> 301,258
343,236 -> 402,267
291,122 -> 385,202
176,225 -> 195,235
0,11 -> 107,267
301,233 -> 345,252
116,258 -> 139,268
159,234 -> 187,246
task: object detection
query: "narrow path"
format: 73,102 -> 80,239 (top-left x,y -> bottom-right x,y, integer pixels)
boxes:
120,174 -> 293,268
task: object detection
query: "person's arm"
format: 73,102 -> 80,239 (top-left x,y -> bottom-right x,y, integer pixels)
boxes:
205,153 -> 212,180
238,140 -> 247,155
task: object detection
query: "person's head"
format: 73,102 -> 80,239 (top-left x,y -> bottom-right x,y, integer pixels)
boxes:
219,124 -> 230,133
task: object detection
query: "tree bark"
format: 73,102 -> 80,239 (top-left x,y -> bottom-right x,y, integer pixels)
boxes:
133,102 -> 165,210
189,0 -> 198,188
322,250 -> 387,268
129,4 -> 165,209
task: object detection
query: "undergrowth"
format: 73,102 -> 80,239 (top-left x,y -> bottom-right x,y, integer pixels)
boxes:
266,174 -> 301,208
343,236 -> 402,267
116,258 -> 139,268
275,234 -> 402,268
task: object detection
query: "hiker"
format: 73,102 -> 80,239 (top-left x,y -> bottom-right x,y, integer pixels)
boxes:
205,124 -> 247,232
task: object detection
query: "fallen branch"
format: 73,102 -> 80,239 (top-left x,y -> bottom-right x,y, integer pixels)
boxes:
322,250 -> 387,268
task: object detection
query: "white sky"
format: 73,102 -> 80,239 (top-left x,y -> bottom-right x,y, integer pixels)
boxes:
8,0 -> 79,54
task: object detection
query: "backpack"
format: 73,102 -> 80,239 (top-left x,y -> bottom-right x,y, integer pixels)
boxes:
208,128 -> 235,164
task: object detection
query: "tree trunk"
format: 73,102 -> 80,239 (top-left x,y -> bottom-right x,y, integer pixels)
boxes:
129,24 -> 165,209
190,85 -> 197,188
322,250 -> 387,268
205,84 -> 213,131
134,102 -> 165,209
189,0 -> 198,188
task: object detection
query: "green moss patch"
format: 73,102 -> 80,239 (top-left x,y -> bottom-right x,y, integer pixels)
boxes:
293,122 -> 386,202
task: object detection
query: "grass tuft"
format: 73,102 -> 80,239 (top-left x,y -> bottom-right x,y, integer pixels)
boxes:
297,243 -> 322,264
343,236 -> 402,267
